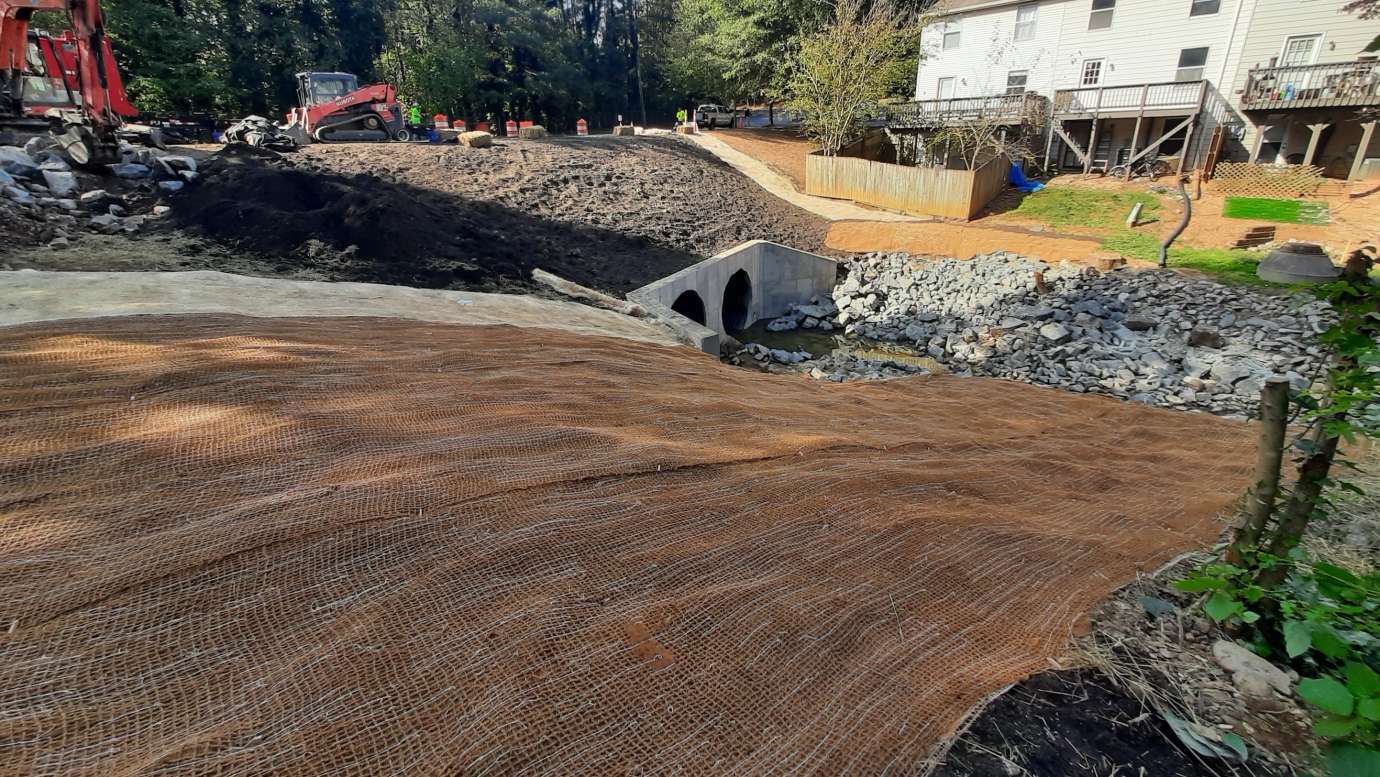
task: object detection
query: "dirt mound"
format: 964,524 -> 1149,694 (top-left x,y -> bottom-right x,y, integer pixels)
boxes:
170,151 -> 613,291
0,314 -> 1255,775
165,137 -> 831,294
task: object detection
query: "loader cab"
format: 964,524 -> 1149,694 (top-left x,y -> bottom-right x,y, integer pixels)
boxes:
296,72 -> 359,107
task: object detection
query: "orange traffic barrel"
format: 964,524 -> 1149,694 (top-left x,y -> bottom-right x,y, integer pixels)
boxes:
576,119 -> 588,136
433,114 -> 449,129
505,120 -> 518,136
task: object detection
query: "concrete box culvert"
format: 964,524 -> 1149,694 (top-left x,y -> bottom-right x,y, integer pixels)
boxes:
628,240 -> 838,354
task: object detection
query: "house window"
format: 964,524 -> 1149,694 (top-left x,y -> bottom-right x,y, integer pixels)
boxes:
1176,47 -> 1209,81
1014,4 -> 1038,41
1081,59 -> 1104,86
1189,0 -> 1220,15
942,26 -> 961,50
1089,0 -> 1114,30
1280,34 -> 1321,67
937,77 -> 956,99
1005,70 -> 1029,95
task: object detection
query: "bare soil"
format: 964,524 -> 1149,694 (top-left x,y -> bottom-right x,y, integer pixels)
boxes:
9,137 -> 831,295
714,128 -> 815,191
825,219 -> 1129,266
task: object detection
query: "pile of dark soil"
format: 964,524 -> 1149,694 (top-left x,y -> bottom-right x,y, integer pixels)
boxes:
166,136 -> 830,294
933,669 -> 1287,777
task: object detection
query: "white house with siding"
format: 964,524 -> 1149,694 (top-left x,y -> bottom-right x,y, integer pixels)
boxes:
908,0 -> 1380,178
1227,0 -> 1380,178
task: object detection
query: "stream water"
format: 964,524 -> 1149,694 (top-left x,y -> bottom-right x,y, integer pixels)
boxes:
733,321 -> 944,371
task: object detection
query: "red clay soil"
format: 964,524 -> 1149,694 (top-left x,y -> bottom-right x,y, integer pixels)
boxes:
825,219 -> 1128,265
0,315 -> 1255,775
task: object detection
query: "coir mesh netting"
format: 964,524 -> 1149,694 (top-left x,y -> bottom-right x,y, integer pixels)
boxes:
0,315 -> 1255,776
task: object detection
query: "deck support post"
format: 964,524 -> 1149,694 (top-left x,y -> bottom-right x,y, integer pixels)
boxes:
1348,122 -> 1376,181
1302,123 -> 1330,167
1083,87 -> 1104,176
1250,124 -> 1272,162
1124,84 -> 1150,180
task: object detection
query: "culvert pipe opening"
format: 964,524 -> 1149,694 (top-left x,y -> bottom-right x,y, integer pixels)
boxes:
671,290 -> 707,325
721,269 -> 752,333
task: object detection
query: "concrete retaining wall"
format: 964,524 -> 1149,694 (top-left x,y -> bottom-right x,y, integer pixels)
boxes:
628,240 -> 839,354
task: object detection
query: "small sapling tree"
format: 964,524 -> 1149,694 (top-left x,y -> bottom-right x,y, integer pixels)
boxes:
785,0 -> 925,156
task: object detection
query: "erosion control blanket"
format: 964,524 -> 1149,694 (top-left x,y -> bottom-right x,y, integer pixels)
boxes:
0,315 -> 1254,776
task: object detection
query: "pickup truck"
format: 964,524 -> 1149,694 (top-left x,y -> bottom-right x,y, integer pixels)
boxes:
694,104 -> 736,128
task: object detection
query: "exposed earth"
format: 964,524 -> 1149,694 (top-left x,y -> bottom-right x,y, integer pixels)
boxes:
3,136 -> 830,294
0,132 -> 1366,777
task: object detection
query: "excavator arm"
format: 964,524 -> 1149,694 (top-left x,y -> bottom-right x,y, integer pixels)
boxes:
1,0 -> 131,164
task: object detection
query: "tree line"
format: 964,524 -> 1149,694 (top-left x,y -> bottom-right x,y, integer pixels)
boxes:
61,0 -> 925,130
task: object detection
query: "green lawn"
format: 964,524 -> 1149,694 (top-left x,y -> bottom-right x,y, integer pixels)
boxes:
1009,187 -> 1161,230
1098,232 -> 1281,287
1222,196 -> 1330,225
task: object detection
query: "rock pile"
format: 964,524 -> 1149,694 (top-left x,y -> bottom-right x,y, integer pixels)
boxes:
727,338 -> 928,382
759,252 -> 1333,415
0,137 -> 196,250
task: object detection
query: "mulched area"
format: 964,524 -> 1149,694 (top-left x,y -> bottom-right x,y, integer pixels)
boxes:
933,668 -> 1288,777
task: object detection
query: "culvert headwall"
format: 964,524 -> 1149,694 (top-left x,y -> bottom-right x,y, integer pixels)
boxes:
628,240 -> 838,354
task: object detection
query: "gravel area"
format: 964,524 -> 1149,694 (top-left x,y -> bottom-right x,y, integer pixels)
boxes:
750,252 -> 1333,416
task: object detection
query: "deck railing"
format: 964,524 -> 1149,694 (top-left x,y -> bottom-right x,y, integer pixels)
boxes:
885,92 -> 1047,127
1052,80 -> 1205,116
1242,60 -> 1380,109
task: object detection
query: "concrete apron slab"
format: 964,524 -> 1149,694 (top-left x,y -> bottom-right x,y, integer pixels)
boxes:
628,240 -> 838,354
0,270 -> 679,347
686,133 -> 927,223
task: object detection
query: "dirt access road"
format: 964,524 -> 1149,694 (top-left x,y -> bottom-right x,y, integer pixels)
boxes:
4,137 -> 828,295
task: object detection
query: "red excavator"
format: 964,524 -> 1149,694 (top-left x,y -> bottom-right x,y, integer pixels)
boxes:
0,0 -> 137,165
280,71 -> 407,144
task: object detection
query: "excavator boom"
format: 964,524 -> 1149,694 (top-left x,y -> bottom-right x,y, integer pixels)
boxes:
1,0 -> 134,164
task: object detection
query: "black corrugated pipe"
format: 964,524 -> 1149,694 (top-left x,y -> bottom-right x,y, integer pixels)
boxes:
1159,175 -> 1192,268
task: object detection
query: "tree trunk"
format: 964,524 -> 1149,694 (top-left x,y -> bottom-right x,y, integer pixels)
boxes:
1231,377 -> 1291,560
1253,248 -> 1377,588
1255,426 -> 1341,588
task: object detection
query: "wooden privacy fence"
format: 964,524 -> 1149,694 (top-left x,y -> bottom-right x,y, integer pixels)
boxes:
1213,162 -> 1326,198
805,152 -> 1009,220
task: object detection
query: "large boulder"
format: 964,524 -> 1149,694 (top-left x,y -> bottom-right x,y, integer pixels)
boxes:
0,146 -> 39,178
42,170 -> 79,198
517,125 -> 548,139
1213,639 -> 1293,701
4,184 -> 35,205
612,125 -> 637,137
109,163 -> 151,179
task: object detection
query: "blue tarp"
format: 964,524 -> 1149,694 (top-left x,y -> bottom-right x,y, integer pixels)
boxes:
1009,161 -> 1045,193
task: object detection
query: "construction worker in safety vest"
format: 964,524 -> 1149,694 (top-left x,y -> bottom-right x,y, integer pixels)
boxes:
407,102 -> 423,127
675,107 -> 687,127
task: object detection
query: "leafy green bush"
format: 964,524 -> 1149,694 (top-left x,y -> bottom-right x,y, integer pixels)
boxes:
1178,559 -> 1380,774
1177,246 -> 1379,775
